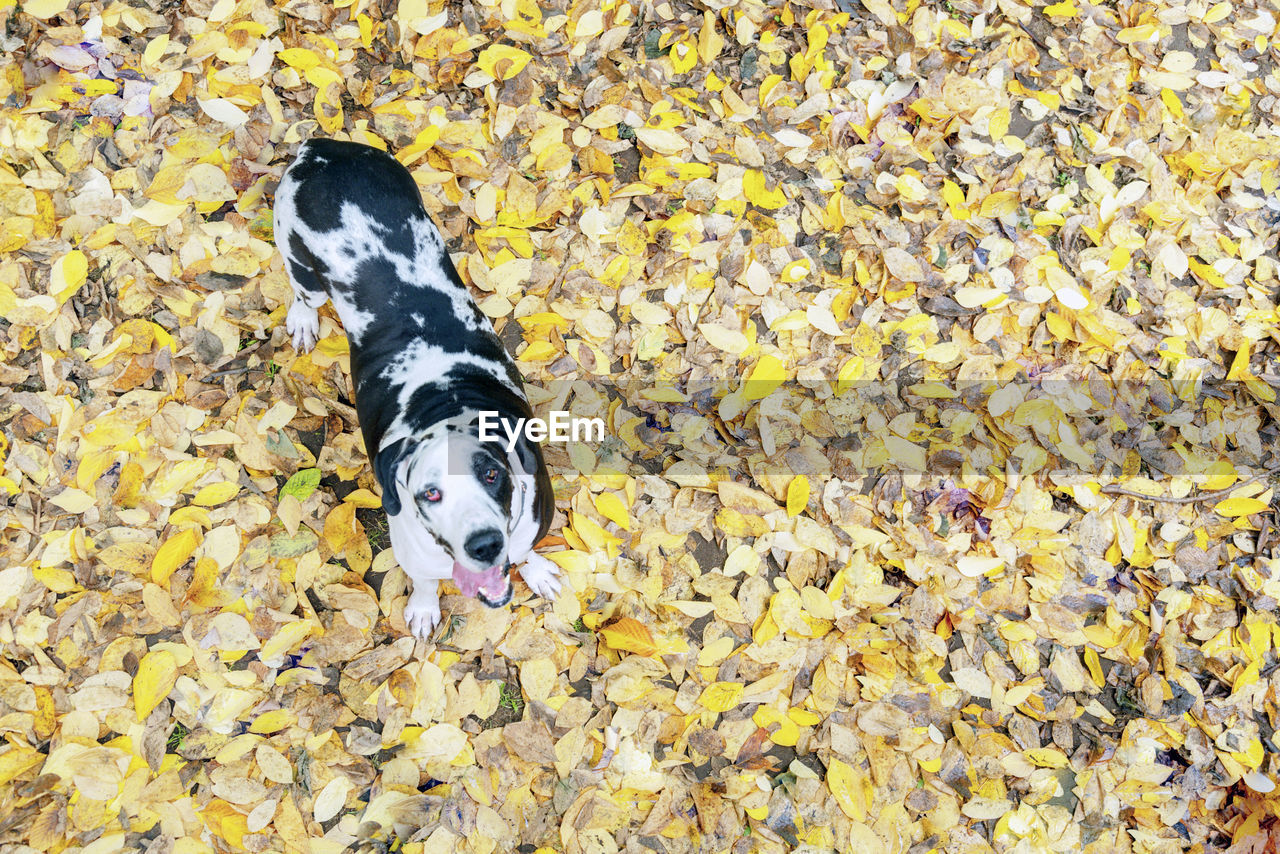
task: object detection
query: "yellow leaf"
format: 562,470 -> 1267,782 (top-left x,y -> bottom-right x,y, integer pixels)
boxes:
201,799 -> 248,849
1116,23 -> 1158,43
633,127 -> 689,155
306,66 -> 343,89
593,492 -> 630,530
698,323 -> 750,355
519,340 -> 559,361
988,107 -> 1010,140
827,757 -> 865,820
249,709 -> 297,734
323,503 -> 358,553
152,528 -> 200,585
1203,463 -> 1238,491
858,0 -> 898,25
758,74 -> 785,108
742,169 -> 787,210
781,260 -> 810,282
836,356 -> 868,392
800,585 -> 833,621
910,382 -> 959,399
617,219 -> 648,257
723,544 -> 760,577
343,488 -> 383,508
1215,497 -> 1268,517
21,0 -> 69,18
313,83 -> 344,135
50,250 -> 88,304
276,47 -> 322,70
134,650 -> 178,721
1226,339 -> 1253,382
49,488 -> 94,514
1083,646 -> 1104,687
1203,1 -> 1231,23
165,128 -> 222,160
1025,747 -> 1069,768
81,413 -> 143,448
669,37 -> 697,74
259,620 -> 316,667
715,506 -> 769,538
98,543 -> 155,576
1190,260 -> 1226,289
476,44 -> 532,80
184,557 -> 228,609
0,745 -> 43,785
743,354 -> 785,400
698,682 -> 744,712
753,705 -> 799,745
698,636 -> 735,666
979,190 -> 1018,218
32,565 -> 76,593
599,617 -> 657,657
697,11 -> 722,64
957,556 -> 1004,577
786,476 -> 809,517
192,481 -> 239,506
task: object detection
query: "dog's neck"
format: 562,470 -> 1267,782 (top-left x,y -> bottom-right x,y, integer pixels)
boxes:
368,370 -> 531,464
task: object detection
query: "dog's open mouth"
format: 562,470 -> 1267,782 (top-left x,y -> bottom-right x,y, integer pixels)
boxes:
452,562 -> 510,605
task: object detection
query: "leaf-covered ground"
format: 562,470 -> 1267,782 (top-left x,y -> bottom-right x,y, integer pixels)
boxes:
3,0 -> 1280,851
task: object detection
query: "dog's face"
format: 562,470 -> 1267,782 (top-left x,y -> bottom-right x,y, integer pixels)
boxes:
398,431 -> 516,606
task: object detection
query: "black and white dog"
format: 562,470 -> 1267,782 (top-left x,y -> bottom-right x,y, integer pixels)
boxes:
272,139 -> 560,638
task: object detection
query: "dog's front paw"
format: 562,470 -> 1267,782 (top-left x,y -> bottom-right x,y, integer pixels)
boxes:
403,583 -> 442,640
520,553 -> 561,601
286,301 -> 320,352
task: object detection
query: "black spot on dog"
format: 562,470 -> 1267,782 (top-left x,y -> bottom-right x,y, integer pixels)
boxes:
471,448 -> 513,515
288,140 -> 426,235
353,256 -> 459,333
287,233 -> 328,297
382,218 -> 416,259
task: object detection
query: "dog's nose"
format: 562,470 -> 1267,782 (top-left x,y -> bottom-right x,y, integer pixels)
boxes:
465,529 -> 503,564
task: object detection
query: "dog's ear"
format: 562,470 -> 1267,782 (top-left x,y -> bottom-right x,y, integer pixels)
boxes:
512,434 -> 555,540
373,439 -> 409,516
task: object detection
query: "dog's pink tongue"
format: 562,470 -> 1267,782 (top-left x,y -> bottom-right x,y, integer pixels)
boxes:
452,562 -> 503,597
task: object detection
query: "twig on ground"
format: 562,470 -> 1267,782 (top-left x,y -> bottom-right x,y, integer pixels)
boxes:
201,364 -> 253,381
1100,472 -> 1269,504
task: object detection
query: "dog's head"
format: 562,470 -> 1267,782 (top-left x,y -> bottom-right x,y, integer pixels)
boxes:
376,428 -> 517,607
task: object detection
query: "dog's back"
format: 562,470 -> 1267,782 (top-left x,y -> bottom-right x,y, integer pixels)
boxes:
278,139 -> 425,255
273,139 -> 525,467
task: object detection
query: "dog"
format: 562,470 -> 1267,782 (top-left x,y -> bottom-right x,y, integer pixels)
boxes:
272,138 -> 560,638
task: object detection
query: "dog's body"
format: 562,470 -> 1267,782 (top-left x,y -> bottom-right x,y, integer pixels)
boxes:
273,139 -> 559,637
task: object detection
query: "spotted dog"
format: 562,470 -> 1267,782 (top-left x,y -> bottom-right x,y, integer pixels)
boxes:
272,138 -> 560,638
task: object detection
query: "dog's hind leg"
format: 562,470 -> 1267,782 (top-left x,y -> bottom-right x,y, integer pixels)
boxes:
274,177 -> 328,352
281,239 -> 327,352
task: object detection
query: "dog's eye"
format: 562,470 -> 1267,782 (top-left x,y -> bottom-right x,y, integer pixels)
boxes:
484,468 -> 499,484
422,487 -> 442,503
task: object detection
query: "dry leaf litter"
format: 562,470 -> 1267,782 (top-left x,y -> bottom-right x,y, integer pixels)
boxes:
2,0 -> 1280,851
